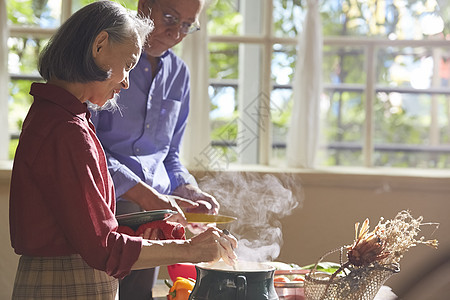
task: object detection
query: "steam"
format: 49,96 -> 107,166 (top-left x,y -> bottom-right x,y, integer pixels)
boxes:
199,172 -> 303,262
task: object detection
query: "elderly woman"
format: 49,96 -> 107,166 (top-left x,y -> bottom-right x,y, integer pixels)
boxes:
9,1 -> 236,299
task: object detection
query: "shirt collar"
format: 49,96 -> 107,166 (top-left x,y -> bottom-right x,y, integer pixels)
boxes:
141,49 -> 172,64
143,49 -> 172,59
30,82 -> 90,121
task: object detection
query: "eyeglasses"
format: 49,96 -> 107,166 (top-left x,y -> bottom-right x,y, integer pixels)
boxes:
154,0 -> 201,35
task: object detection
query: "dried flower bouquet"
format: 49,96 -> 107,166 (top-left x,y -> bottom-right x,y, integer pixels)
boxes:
304,210 -> 439,300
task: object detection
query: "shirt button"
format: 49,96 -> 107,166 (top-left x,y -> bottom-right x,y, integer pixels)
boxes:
146,124 -> 150,129
136,148 -> 140,153
144,68 -> 149,72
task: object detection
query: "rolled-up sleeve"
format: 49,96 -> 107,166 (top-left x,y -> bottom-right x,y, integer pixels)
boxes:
105,232 -> 142,278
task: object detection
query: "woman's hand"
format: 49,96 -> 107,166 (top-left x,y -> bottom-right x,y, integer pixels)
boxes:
188,227 -> 237,266
133,227 -> 238,270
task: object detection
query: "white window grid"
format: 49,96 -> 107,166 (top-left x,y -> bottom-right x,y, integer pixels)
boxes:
206,0 -> 450,167
208,34 -> 450,167
4,1 -> 450,168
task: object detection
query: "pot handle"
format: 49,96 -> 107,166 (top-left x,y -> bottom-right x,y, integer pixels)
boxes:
236,275 -> 247,300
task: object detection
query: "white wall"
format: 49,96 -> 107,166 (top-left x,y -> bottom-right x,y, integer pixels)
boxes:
1,166 -> 449,299
189,168 -> 450,299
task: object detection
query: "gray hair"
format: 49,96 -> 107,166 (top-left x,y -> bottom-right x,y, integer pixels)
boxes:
39,1 -> 152,82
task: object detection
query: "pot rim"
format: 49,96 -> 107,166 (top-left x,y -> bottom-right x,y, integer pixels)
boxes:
196,261 -> 276,272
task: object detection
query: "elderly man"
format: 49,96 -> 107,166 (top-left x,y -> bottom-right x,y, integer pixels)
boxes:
90,0 -> 220,299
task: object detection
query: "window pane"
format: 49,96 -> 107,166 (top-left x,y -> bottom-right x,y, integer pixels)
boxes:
209,41 -> 238,145
208,41 -> 239,164
320,46 -> 366,166
207,0 -> 241,36
320,90 -> 365,166
378,47 -> 450,89
273,0 -> 305,38
210,86 -> 237,120
7,0 -> 61,27
323,45 -> 366,84
270,87 -> 291,165
210,90 -> 239,165
374,46 -> 450,169
441,54 -> 450,88
374,92 -> 450,168
209,43 -> 238,80
8,35 -> 47,158
270,44 -> 296,164
320,0 -> 448,39
72,0 -> 138,12
272,44 -> 296,85
8,79 -> 42,136
209,84 -> 239,166
8,37 -> 49,75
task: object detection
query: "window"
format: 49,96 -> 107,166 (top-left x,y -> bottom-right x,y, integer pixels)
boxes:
206,0 -> 450,169
4,0 -> 450,170
5,0 -> 63,159
4,0 -> 137,159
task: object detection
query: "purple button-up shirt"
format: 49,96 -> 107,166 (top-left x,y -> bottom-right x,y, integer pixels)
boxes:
91,50 -> 196,199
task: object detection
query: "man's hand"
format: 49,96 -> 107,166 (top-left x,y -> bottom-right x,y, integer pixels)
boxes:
122,182 -> 198,226
172,184 -> 220,215
172,184 -> 221,234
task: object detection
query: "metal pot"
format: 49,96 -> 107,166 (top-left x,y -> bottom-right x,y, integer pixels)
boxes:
189,261 -> 279,300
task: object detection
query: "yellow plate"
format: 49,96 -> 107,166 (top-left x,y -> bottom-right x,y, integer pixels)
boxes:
184,213 -> 237,224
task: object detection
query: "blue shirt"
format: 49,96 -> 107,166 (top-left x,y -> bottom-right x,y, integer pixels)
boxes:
91,50 -> 197,199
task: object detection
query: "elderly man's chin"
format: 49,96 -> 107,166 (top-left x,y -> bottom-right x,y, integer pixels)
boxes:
87,93 -> 120,112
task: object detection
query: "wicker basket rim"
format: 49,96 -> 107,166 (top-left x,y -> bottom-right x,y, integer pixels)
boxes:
305,246 -> 400,284
305,263 -> 400,284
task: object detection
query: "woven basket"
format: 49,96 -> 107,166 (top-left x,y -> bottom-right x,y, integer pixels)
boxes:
304,248 -> 399,300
